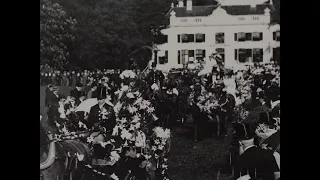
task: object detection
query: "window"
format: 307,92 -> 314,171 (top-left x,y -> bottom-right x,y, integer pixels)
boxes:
253,48 -> 263,62
165,51 -> 168,63
245,49 -> 252,62
215,32 -> 225,44
245,33 -> 252,41
178,50 -> 181,64
253,32 -> 263,41
159,57 -> 165,64
238,49 -> 246,63
234,33 -> 237,41
188,50 -> 195,62
178,35 -> 181,43
181,49 -> 188,64
181,34 -> 195,43
196,49 -> 206,61
158,51 -> 168,64
237,32 -> 245,42
195,33 -> 205,43
273,31 -> 280,41
181,34 -> 188,43
273,47 -> 280,63
234,49 -> 238,60
216,48 -> 225,62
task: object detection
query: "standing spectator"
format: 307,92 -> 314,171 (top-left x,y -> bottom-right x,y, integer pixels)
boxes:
69,82 -> 86,105
61,72 -> 70,87
71,71 -> 77,88
48,72 -> 52,85
52,73 -> 57,86
87,82 -> 98,99
233,123 -> 279,180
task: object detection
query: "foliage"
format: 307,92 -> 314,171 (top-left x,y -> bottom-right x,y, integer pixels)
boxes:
40,0 -> 77,69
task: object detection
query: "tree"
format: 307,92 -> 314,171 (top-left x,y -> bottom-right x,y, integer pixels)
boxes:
40,0 -> 77,69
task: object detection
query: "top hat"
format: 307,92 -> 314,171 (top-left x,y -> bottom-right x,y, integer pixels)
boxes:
96,86 -> 107,100
232,122 -> 255,140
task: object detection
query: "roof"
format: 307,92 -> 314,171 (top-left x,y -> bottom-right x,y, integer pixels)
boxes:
166,4 -> 272,17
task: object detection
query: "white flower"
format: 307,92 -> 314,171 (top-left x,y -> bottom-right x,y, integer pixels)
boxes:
151,146 -> 157,151
110,173 -> 119,180
151,83 -> 159,91
128,105 -> 138,114
131,115 -> 140,123
147,107 -> 155,113
112,126 -> 119,136
87,136 -> 94,143
158,145 -> 164,150
134,122 -> 141,129
144,154 -> 152,160
109,151 -> 121,166
154,139 -> 160,145
113,102 -> 123,114
120,129 -> 132,140
121,85 -> 129,91
126,92 -> 135,99
76,153 -> 84,161
152,114 -> 159,121
134,97 -> 143,105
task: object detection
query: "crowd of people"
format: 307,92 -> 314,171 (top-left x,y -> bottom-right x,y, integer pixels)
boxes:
41,59 -> 280,180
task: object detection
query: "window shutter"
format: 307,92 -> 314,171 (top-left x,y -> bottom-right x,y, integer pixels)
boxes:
178,50 -> 181,64
273,32 -> 276,41
234,49 -> 238,60
234,33 -> 237,41
260,49 -> 264,62
259,33 -> 263,41
178,35 -> 180,43
203,50 -> 206,58
203,34 -> 206,42
165,51 -> 168,63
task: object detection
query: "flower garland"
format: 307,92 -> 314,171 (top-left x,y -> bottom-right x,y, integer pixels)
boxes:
52,79 -> 171,180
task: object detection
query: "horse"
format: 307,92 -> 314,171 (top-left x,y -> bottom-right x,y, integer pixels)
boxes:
211,92 -> 236,137
40,123 -> 91,180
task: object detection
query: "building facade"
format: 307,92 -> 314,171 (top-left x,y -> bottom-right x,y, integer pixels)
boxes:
155,0 -> 280,70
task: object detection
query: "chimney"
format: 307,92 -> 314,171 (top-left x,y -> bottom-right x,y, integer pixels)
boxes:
270,0 -> 273,5
171,2 -> 174,8
187,0 -> 193,11
178,0 -> 184,7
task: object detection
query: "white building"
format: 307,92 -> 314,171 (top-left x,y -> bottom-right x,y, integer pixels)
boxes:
155,0 -> 280,71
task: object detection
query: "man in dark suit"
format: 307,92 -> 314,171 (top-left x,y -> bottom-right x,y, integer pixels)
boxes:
69,82 -> 86,105
233,123 -> 279,180
45,85 -> 61,132
147,64 -> 165,89
87,86 -> 116,132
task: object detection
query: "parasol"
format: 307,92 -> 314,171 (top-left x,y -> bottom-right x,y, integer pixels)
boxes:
260,130 -> 280,151
76,98 -> 98,113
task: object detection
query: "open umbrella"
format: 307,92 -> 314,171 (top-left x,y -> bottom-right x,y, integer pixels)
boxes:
76,98 -> 98,113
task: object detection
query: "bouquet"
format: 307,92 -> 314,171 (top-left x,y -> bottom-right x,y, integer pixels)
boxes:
255,123 -> 277,140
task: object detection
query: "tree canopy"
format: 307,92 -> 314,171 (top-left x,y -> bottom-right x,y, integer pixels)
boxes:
41,0 -> 279,70
40,0 -> 77,70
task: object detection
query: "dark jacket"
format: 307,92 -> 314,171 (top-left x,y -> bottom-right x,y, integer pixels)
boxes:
87,103 -> 116,131
234,146 -> 279,180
